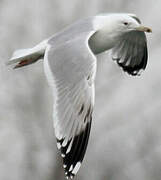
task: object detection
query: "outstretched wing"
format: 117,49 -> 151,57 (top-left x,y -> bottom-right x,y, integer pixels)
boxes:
112,31 -> 148,76
44,31 -> 97,179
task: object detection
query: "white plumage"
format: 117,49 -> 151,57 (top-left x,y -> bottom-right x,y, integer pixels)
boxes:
7,13 -> 152,179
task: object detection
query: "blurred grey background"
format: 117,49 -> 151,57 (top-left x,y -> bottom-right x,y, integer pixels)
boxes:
0,0 -> 161,180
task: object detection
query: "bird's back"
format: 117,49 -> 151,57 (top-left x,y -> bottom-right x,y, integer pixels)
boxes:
48,17 -> 96,46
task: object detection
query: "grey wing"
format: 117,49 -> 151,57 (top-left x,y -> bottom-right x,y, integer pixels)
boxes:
112,31 -> 148,76
44,31 -> 96,178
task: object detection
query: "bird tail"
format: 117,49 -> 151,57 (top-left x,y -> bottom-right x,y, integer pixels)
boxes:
6,39 -> 48,69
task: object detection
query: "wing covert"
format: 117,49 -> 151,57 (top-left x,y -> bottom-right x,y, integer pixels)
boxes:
44,31 -> 97,179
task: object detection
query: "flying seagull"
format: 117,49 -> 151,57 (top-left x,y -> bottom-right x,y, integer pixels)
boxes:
7,13 -> 152,179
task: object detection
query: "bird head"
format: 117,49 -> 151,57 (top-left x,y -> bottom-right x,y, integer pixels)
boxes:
110,14 -> 152,34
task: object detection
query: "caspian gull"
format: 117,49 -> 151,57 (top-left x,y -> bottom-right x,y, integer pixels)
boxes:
7,13 -> 152,179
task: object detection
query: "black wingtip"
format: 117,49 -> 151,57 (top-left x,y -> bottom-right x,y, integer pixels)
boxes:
116,44 -> 148,76
56,119 -> 92,178
117,62 -> 143,76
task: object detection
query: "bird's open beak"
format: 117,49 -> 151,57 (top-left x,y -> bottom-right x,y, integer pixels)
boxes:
135,26 -> 152,33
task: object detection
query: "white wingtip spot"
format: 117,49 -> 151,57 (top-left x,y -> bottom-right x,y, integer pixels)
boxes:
57,142 -> 61,149
72,162 -> 81,175
62,139 -> 68,147
66,141 -> 72,154
63,164 -> 67,168
69,165 -> 73,172
61,154 -> 65,158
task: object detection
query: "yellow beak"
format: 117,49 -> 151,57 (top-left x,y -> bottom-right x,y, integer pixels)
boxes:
136,26 -> 152,33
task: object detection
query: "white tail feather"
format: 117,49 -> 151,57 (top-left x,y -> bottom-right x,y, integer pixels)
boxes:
7,39 -> 48,66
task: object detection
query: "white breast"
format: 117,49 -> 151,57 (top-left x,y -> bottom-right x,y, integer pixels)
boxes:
89,29 -> 118,54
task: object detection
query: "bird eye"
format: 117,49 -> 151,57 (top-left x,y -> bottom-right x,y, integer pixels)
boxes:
124,22 -> 128,26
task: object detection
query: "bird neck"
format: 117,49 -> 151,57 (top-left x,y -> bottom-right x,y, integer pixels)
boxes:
89,28 -> 119,55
